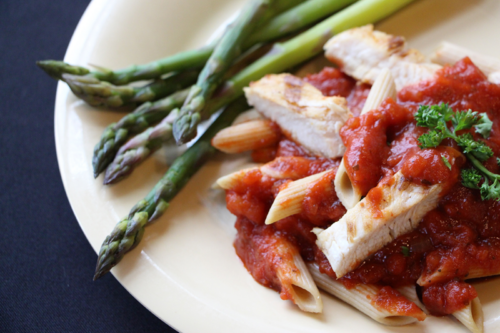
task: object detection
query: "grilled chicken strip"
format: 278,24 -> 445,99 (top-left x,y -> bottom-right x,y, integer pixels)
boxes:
244,74 -> 352,159
314,171 -> 442,278
324,25 -> 441,91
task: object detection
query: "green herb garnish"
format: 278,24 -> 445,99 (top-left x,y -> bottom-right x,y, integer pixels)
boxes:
401,246 -> 410,257
415,103 -> 499,201
441,155 -> 452,170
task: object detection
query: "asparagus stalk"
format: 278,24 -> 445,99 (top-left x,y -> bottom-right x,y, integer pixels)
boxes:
103,111 -> 178,184
173,0 -> 416,143
92,89 -> 189,178
173,0 -> 292,144
62,70 -> 198,108
37,0 -> 351,85
93,97 -> 249,280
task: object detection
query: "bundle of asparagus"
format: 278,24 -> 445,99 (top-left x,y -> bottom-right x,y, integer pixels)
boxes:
38,0 -> 416,279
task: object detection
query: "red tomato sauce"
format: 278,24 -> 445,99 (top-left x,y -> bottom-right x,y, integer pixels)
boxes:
228,58 -> 500,317
371,286 -> 426,321
305,67 -> 371,116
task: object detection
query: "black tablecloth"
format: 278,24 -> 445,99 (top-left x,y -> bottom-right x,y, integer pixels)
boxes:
1,1 -> 177,332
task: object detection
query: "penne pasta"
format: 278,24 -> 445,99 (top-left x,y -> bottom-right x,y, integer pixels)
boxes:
281,253 -> 323,313
360,68 -> 397,115
211,119 -> 281,154
215,166 -> 261,190
265,169 -> 332,225
452,297 -> 484,333
334,69 -> 396,210
418,264 -> 500,287
234,219 -> 322,313
431,42 -> 500,81
308,264 -> 426,325
397,284 -> 428,314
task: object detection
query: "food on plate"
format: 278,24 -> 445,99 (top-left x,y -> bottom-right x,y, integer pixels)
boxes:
213,24 -> 500,332
38,0 -> 416,280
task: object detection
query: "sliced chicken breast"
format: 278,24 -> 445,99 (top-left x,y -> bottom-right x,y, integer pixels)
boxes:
244,74 -> 352,159
314,171 -> 442,278
324,25 -> 441,91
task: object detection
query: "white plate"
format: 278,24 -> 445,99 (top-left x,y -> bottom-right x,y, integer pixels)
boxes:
56,0 -> 500,332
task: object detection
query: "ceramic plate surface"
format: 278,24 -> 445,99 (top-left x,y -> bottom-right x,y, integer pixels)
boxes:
55,0 -> 500,332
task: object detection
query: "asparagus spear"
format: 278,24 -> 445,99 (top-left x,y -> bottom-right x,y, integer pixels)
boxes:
93,97 -> 249,280
103,110 -> 178,184
92,89 -> 189,178
173,0 -> 292,144
37,60 -> 89,80
173,0 -> 416,143
63,70 -> 198,108
38,0 -> 349,85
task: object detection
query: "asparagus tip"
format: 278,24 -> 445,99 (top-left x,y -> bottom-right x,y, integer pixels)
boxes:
172,113 -> 200,144
37,60 -> 90,80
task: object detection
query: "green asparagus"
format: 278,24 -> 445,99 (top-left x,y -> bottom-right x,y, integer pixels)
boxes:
173,0 -> 416,143
38,0 -> 352,85
63,70 -> 198,108
37,60 -> 89,80
93,97 -> 249,280
92,89 -> 189,178
103,111 -> 178,184
173,0 -> 291,144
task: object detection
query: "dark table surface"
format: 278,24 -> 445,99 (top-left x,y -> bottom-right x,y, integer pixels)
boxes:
1,1 -> 177,332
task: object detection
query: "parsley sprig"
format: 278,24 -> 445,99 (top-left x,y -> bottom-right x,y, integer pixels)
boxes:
415,103 -> 499,201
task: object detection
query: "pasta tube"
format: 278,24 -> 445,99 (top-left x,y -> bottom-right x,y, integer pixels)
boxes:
452,297 -> 484,333
431,42 -> 500,82
396,284 -> 428,314
418,263 -> 500,287
308,264 -> 426,325
334,68 -> 396,210
282,253 -> 323,313
215,167 -> 261,190
265,169 -> 333,224
211,119 -> 281,154
234,220 -> 323,313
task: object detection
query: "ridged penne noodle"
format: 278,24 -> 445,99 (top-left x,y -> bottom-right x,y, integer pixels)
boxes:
308,264 -> 426,325
452,297 -> 484,333
431,42 -> 500,81
265,169 -> 332,225
215,166 -> 261,190
396,283 -> 485,333
280,253 -> 323,313
334,69 -> 396,210
418,264 -> 500,287
235,221 -> 323,313
396,284 -> 428,314
211,119 -> 281,154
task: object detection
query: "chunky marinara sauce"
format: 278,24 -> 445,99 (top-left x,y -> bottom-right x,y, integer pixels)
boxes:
228,61 -> 500,317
